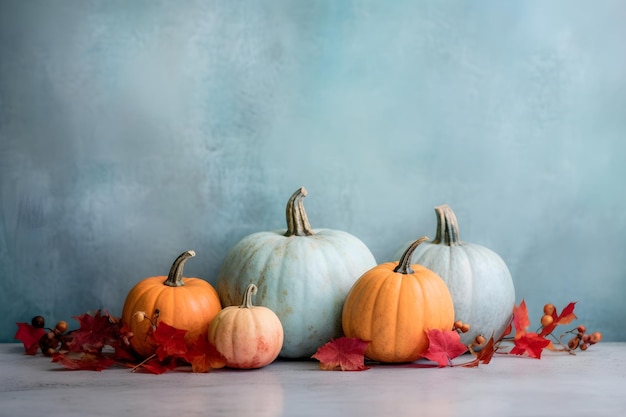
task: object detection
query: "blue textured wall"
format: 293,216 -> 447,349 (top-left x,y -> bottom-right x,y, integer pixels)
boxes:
1,1 -> 625,342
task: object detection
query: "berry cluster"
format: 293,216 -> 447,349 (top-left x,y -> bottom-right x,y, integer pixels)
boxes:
30,315 -> 70,356
453,320 -> 486,347
566,325 -> 603,351
540,304 -> 603,352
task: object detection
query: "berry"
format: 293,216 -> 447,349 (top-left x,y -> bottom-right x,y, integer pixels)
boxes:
582,334 -> 591,344
541,314 -> 554,327
453,320 -> 464,330
577,325 -> 587,334
589,332 -> 602,344
460,323 -> 471,333
543,304 -> 555,316
580,343 -> 589,351
567,336 -> 580,350
474,335 -> 486,346
55,321 -> 69,334
31,316 -> 45,329
38,331 -> 59,354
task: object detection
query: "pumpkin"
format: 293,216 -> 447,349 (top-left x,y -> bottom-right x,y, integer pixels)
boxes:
217,187 -> 377,359
393,205 -> 515,346
121,250 -> 222,358
208,283 -> 284,369
342,237 -> 455,363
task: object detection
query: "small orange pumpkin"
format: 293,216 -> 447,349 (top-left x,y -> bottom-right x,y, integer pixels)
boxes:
208,283 -> 284,369
121,250 -> 222,358
341,237 -> 455,363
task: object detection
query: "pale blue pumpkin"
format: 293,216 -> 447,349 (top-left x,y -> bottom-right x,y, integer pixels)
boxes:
217,187 -> 376,359
393,205 -> 515,347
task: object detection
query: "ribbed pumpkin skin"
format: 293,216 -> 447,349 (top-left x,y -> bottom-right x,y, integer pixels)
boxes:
217,229 -> 376,359
208,285 -> 284,369
400,242 -> 515,345
393,205 -> 515,346
342,261 -> 455,363
121,251 -> 222,358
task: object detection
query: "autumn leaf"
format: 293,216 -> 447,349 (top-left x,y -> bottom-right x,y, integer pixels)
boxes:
463,336 -> 496,368
513,300 -> 530,338
69,310 -> 118,353
52,351 -> 115,371
184,337 -> 226,373
312,337 -> 370,371
510,332 -> 551,359
539,302 -> 578,337
15,322 -> 47,355
421,329 -> 468,367
134,356 -> 178,375
151,322 -> 188,361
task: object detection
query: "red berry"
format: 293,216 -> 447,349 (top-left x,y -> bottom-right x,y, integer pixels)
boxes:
567,336 -> 580,350
590,332 -> 602,344
543,304 -> 555,316
577,325 -> 587,334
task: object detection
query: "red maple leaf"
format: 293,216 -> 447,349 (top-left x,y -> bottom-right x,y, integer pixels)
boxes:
15,322 -> 47,355
52,351 -> 115,371
421,329 -> 468,367
137,357 -> 178,375
539,302 -> 578,337
183,337 -> 226,373
69,310 -> 118,353
151,322 -> 188,361
312,337 -> 370,371
463,336 -> 496,368
513,300 -> 530,338
510,332 -> 551,359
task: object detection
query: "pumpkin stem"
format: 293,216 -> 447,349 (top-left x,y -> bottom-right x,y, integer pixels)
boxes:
394,237 -> 429,275
432,204 -> 461,246
240,283 -> 258,309
163,250 -> 196,287
284,187 -> 314,237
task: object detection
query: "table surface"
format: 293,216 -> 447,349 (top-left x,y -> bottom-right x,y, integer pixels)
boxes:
1,342 -> 625,417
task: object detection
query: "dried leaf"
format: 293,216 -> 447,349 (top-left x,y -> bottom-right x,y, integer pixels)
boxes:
15,322 -> 47,355
151,322 -> 189,361
138,357 -> 178,375
510,332 -> 551,359
184,337 -> 226,373
421,329 -> 468,367
69,310 -> 118,353
556,302 -> 577,325
513,300 -> 530,339
52,351 -> 115,371
312,337 -> 370,371
539,302 -> 578,337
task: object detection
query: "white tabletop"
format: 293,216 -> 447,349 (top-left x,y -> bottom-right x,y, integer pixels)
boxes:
1,343 -> 624,417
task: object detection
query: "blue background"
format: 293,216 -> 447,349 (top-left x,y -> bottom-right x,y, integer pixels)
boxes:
1,0 -> 624,342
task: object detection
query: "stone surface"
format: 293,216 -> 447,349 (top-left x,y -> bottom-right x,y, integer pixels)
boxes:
1,343 -> 625,417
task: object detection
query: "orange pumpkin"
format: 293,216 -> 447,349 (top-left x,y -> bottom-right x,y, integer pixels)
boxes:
208,283 -> 283,369
341,237 -> 455,363
121,250 -> 222,358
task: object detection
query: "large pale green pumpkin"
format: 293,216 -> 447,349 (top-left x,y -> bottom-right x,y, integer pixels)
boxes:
393,205 -> 515,347
217,187 -> 377,359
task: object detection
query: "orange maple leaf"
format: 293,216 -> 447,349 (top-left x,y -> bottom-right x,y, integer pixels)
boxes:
421,329 -> 468,367
312,337 -> 370,371
510,332 -> 551,359
513,300 -> 530,339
